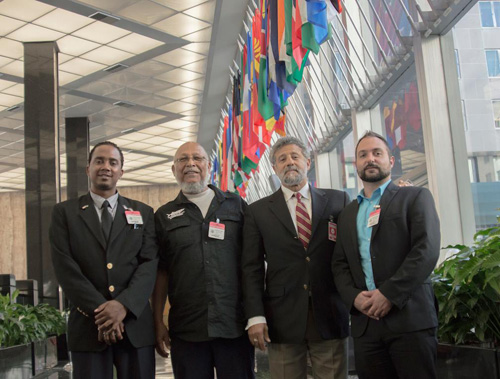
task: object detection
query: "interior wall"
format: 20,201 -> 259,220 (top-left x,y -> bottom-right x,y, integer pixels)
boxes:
0,183 -> 180,280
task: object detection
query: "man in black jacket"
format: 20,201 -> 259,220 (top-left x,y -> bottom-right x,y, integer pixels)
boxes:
332,131 -> 440,379
152,142 -> 254,379
50,141 -> 158,379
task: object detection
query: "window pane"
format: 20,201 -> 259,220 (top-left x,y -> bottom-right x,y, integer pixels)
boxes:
376,65 -> 427,185
494,2 -> 500,26
480,2 -> 494,27
493,100 -> 500,128
485,50 -> 500,76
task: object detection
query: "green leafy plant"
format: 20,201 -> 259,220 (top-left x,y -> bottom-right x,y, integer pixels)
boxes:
0,290 -> 66,348
432,226 -> 500,347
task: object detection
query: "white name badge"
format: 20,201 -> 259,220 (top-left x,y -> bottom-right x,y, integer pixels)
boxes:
328,222 -> 337,242
367,208 -> 381,228
208,221 -> 225,240
125,210 -> 143,225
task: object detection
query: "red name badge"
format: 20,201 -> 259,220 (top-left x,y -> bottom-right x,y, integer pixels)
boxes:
328,222 -> 337,242
125,210 -> 143,225
367,208 -> 381,227
208,221 -> 225,240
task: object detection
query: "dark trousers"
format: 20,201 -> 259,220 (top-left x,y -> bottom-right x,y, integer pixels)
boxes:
354,318 -> 437,379
170,334 -> 255,379
71,337 -> 155,379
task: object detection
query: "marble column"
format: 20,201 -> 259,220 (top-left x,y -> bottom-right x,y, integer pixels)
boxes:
24,41 -> 60,307
65,117 -> 89,200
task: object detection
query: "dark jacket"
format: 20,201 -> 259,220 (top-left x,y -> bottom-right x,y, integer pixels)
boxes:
332,181 -> 440,337
242,186 -> 350,344
155,185 -> 247,341
50,193 -> 159,352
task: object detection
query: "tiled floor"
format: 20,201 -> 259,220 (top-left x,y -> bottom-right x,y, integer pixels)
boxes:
37,351 -> 358,378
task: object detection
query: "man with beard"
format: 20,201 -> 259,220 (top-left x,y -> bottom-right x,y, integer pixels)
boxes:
242,136 -> 350,379
332,131 -> 440,379
50,141 -> 158,378
152,142 -> 254,379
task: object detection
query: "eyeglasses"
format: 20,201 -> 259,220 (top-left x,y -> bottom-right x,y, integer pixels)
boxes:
174,156 -> 207,164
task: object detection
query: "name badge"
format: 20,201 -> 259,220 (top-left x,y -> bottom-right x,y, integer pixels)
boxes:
125,210 -> 143,225
208,220 -> 225,240
328,222 -> 337,242
367,208 -> 381,227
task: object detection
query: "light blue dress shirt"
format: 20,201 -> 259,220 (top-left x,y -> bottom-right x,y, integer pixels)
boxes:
356,180 -> 391,290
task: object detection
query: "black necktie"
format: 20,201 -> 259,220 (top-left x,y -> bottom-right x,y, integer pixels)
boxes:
101,200 -> 112,243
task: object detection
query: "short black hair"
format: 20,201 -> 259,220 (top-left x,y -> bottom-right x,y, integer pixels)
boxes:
88,141 -> 124,168
355,131 -> 392,157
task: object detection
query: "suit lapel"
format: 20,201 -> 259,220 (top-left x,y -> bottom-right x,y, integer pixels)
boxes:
78,194 -> 107,250
371,181 -> 399,240
269,189 -> 297,238
310,187 -> 327,240
108,195 -> 128,247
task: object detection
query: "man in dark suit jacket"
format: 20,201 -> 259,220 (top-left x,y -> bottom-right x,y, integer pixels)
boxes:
50,141 -> 158,379
242,136 -> 350,379
332,131 -> 440,379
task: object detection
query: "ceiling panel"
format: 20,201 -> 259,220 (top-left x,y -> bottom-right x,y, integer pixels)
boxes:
0,0 -> 250,191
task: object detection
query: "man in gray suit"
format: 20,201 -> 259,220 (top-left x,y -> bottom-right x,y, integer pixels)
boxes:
242,136 -> 350,379
50,141 -> 158,379
332,131 -> 440,379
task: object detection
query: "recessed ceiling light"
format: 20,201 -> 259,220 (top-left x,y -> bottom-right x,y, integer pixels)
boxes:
113,101 -> 134,108
88,12 -> 120,24
104,63 -> 129,73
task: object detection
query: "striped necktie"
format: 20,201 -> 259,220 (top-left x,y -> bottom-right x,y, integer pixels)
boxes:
295,193 -> 311,249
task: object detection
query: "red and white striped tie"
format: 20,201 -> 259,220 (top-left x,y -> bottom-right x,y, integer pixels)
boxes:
295,193 -> 311,249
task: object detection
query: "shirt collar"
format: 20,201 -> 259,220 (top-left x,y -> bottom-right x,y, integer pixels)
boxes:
281,184 -> 311,202
90,190 -> 119,210
357,179 -> 392,204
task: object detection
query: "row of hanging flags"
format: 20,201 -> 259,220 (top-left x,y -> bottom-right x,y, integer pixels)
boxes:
210,0 -> 343,198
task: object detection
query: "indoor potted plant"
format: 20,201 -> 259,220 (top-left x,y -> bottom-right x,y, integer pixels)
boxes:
0,290 -> 66,377
432,225 -> 500,378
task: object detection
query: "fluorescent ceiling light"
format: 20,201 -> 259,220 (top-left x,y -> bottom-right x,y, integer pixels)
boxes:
82,46 -> 133,65
108,33 -> 163,54
58,71 -> 82,86
57,35 -> 100,56
3,83 -> 23,97
34,9 -> 94,33
0,15 -> 25,35
0,60 -> 23,77
157,68 -> 203,85
0,38 -> 23,59
183,26 -> 212,42
73,22 -> 130,45
59,57 -> 106,76
0,0 -> 54,22
154,0 -> 210,12
183,1 -> 216,23
7,23 -> 64,42
153,13 -> 210,37
117,1 -> 175,25
159,101 -> 198,113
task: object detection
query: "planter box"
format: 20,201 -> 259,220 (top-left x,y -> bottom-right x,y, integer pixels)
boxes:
32,337 -> 58,376
0,343 -> 33,378
437,343 -> 499,379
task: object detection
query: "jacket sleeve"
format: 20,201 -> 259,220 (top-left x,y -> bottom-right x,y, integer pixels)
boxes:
378,188 -> 441,309
241,204 -> 266,319
50,204 -> 107,314
115,205 -> 159,319
332,210 -> 363,313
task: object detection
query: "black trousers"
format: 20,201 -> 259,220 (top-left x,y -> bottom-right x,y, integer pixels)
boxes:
71,337 -> 155,379
354,318 -> 437,379
170,334 -> 255,379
